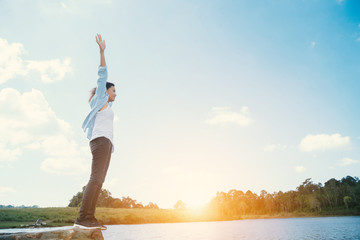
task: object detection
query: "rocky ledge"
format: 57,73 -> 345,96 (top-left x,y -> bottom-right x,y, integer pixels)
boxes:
0,227 -> 104,240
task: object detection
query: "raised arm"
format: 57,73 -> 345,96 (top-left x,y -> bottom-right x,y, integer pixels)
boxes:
96,34 -> 106,67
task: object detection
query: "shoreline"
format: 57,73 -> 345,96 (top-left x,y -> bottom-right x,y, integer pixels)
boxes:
0,207 -> 358,229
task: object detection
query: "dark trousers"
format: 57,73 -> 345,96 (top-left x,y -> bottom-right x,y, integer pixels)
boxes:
77,137 -> 112,221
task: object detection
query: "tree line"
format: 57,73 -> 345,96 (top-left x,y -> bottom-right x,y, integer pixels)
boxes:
0,205 -> 39,209
68,186 -> 159,209
69,175 -> 360,218
207,176 -> 360,218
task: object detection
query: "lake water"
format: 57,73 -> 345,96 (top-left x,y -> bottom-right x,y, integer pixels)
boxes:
103,216 -> 360,240
1,216 -> 359,239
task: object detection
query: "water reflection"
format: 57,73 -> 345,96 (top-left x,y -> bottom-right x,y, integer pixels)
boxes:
0,217 -> 359,240
102,216 -> 360,240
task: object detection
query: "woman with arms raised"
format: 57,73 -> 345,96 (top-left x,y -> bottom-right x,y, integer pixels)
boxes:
74,34 -> 117,230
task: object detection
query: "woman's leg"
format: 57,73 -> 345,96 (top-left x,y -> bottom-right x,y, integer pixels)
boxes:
89,143 -> 112,218
77,137 -> 112,222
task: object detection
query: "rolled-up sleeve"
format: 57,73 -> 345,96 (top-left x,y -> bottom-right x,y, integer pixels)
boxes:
96,66 -> 108,98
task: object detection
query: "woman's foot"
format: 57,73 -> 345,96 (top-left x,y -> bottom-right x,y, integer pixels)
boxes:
74,217 -> 107,230
90,217 -> 107,230
74,219 -> 102,230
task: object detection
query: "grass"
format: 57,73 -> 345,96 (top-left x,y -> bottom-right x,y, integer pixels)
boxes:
0,207 -> 217,229
96,207 -> 215,225
0,208 -> 77,229
0,207 -> 358,229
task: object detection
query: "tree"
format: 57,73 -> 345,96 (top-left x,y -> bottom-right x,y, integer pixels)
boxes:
341,176 -> 357,187
133,202 -> 144,208
244,190 -> 257,214
121,196 -> 137,208
323,178 -> 341,208
111,198 -> 123,208
343,196 -> 353,209
68,187 -> 158,209
97,189 -> 113,207
68,186 -> 86,207
174,200 -> 186,210
307,195 -> 321,211
295,178 -> 320,210
145,202 -> 159,209
297,178 -> 319,195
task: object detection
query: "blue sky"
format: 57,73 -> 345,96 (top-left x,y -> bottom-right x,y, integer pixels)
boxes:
1,0 -> 360,208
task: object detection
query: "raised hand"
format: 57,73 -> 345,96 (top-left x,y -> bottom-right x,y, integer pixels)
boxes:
96,33 -> 106,52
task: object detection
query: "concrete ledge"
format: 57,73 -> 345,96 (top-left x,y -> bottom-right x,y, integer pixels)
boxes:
0,227 -> 104,240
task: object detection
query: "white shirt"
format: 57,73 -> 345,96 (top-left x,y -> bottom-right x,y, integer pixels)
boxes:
90,105 -> 114,152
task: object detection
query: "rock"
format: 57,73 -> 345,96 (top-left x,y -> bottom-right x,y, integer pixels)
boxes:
0,227 -> 104,240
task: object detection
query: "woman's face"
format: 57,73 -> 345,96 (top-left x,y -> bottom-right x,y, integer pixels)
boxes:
106,86 -> 117,102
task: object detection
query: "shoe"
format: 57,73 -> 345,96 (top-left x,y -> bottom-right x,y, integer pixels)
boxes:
90,217 -> 107,230
74,219 -> 102,230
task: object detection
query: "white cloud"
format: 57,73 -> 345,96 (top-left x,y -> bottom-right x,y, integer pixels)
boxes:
264,144 -> 287,152
299,133 -> 350,152
0,88 -> 89,174
295,166 -> 306,173
310,41 -> 316,48
0,88 -> 72,144
339,158 -> 359,166
27,58 -> 71,83
0,38 -> 26,84
0,38 -> 71,84
205,107 -> 251,126
35,135 -> 89,175
0,144 -> 21,163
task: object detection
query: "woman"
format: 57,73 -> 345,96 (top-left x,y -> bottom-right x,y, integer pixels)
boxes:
74,34 -> 116,230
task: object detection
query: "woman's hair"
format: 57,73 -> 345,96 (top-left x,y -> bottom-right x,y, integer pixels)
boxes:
89,82 -> 115,102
